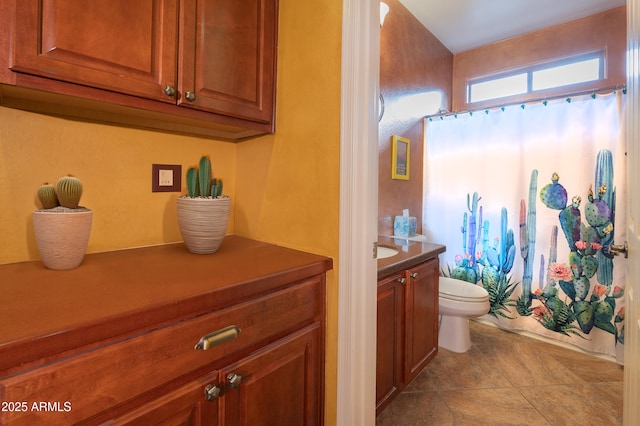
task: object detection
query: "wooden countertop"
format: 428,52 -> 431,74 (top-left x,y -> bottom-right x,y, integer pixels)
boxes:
377,236 -> 446,279
0,236 -> 333,374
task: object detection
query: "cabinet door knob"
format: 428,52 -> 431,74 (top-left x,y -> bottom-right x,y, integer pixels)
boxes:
204,384 -> 221,401
185,91 -> 197,102
163,85 -> 176,97
410,272 -> 418,279
397,277 -> 406,285
195,325 -> 241,350
227,372 -> 242,388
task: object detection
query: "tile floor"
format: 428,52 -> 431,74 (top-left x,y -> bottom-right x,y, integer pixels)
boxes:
376,320 -> 624,426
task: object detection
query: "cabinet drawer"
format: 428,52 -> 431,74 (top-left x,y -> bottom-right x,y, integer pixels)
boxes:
0,277 -> 322,425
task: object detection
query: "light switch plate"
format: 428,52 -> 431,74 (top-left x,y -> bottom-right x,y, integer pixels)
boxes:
152,164 -> 181,192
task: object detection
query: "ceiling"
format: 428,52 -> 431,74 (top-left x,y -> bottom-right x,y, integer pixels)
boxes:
398,0 -> 626,54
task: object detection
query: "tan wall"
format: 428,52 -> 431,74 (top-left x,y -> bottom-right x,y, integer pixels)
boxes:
379,0 -> 453,236
452,6 -> 627,111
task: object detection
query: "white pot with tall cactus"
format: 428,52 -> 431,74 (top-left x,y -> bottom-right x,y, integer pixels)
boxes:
177,155 -> 230,254
33,175 -> 92,270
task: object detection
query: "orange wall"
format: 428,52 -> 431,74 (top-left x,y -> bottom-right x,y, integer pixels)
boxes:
0,109 -> 237,264
379,0 -> 453,236
453,6 -> 627,111
0,0 -> 342,423
234,1 -> 342,422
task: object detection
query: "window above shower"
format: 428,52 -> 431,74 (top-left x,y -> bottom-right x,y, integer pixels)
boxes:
467,50 -> 606,104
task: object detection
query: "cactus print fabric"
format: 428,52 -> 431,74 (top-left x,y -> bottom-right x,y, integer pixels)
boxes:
424,91 -> 626,363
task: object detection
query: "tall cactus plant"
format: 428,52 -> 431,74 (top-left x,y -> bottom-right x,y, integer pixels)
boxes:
593,150 -> 615,287
198,155 -> 212,198
547,225 -> 558,285
466,192 -> 481,260
451,192 -> 483,282
519,169 -> 538,306
185,155 -> 225,198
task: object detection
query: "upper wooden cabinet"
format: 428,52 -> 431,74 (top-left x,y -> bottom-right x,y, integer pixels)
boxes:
179,0 -> 277,123
11,0 -> 180,104
0,0 -> 278,140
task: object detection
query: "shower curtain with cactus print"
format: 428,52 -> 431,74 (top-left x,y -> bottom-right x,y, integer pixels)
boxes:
423,91 -> 626,363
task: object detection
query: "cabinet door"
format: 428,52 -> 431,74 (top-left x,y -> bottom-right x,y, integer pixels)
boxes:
107,372 -> 219,425
11,0 -> 178,103
404,258 -> 439,384
179,0 -> 277,124
376,273 -> 405,416
219,323 -> 322,426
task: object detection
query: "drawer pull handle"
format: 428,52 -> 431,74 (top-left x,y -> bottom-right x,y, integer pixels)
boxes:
204,384 -> 221,401
195,325 -> 241,350
410,272 -> 418,279
397,277 -> 406,285
227,372 -> 242,388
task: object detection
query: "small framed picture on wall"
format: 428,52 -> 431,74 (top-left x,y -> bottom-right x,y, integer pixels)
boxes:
391,135 -> 410,180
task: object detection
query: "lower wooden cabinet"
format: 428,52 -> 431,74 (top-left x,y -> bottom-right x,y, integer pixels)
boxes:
0,272 -> 326,425
107,372 -> 220,425
218,324 -> 322,426
109,324 -> 322,426
376,272 -> 405,414
376,257 -> 439,415
404,258 -> 439,383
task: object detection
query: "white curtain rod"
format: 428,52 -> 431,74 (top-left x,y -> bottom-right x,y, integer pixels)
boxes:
427,84 -> 626,120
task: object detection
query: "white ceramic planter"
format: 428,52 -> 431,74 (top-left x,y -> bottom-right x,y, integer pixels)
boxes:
32,209 -> 93,270
177,197 -> 230,254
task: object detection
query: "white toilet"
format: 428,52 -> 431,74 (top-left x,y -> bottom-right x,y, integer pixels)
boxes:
438,276 -> 490,353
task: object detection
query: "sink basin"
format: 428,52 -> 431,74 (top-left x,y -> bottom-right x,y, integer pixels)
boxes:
377,245 -> 399,259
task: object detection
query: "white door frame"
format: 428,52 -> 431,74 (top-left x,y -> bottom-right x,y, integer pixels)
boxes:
337,0 -> 379,424
624,1 -> 640,423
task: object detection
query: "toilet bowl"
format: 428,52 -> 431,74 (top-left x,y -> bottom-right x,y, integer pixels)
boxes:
438,276 -> 490,353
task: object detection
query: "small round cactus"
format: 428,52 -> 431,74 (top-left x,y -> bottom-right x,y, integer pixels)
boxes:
585,184 -> 611,227
539,172 -> 568,210
37,183 -> 59,209
56,175 -> 83,208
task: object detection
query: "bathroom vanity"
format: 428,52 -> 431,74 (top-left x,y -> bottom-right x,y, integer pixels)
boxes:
0,236 -> 332,425
376,237 -> 446,415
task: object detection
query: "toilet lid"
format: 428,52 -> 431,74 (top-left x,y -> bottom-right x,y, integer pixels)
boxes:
439,276 -> 489,302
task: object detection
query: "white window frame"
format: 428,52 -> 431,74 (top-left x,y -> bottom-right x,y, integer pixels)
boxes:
467,50 -> 606,104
